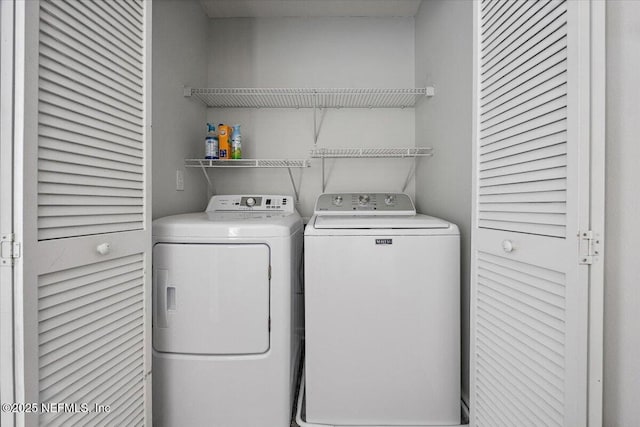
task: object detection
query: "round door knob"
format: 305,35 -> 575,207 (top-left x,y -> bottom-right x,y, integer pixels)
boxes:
246,197 -> 256,207
502,240 -> 514,253
96,243 -> 111,255
384,195 -> 396,206
333,195 -> 343,206
358,194 -> 370,205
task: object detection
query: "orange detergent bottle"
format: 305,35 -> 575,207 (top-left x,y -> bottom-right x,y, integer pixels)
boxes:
218,124 -> 231,159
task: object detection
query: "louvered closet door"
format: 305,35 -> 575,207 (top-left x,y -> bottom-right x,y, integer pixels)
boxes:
470,1 -> 596,426
13,1 -> 151,426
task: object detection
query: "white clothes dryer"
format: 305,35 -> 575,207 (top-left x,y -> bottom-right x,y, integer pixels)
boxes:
304,193 -> 460,426
152,195 -> 303,427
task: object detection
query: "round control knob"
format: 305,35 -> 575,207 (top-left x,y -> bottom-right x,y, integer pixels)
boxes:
333,195 -> 343,206
358,194 -> 371,206
384,195 -> 396,206
246,197 -> 256,207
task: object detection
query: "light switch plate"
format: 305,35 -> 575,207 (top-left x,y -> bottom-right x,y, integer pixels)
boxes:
176,169 -> 184,191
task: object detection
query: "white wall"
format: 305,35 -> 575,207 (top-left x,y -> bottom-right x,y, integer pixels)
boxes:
413,0 -> 473,403
604,1 -> 640,425
204,17 -> 416,217
152,0 -> 209,219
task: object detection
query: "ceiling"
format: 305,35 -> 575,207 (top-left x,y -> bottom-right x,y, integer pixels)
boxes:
199,0 -> 422,18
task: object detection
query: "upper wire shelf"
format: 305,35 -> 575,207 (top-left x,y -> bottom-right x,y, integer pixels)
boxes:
309,147 -> 433,158
185,87 -> 429,109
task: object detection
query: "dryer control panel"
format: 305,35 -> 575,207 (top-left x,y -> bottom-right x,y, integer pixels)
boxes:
314,193 -> 416,216
207,195 -> 295,212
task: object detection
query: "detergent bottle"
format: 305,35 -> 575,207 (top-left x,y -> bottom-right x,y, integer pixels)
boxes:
218,124 -> 231,159
230,125 -> 242,159
205,123 -> 219,159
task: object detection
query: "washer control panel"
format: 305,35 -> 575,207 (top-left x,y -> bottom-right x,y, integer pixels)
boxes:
206,195 -> 294,212
314,193 -> 415,216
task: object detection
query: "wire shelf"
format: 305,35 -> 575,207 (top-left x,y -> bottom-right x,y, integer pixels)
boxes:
185,158 -> 311,168
187,87 -> 428,109
309,147 -> 433,159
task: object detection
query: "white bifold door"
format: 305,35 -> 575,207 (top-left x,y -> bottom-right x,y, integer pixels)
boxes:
471,1 -> 604,427
10,0 -> 152,426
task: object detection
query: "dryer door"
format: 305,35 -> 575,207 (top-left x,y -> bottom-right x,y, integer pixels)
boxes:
153,243 -> 270,355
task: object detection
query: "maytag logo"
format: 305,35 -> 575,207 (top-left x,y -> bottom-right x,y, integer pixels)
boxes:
375,239 -> 393,245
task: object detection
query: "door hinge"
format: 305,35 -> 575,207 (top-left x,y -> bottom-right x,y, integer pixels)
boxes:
579,230 -> 600,265
1,233 -> 21,267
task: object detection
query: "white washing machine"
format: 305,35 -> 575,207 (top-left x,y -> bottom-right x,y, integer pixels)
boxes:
152,195 -> 303,427
304,193 -> 460,426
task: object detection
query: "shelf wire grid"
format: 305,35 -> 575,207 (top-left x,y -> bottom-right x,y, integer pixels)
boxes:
309,147 -> 433,158
185,158 -> 311,168
190,88 -> 427,109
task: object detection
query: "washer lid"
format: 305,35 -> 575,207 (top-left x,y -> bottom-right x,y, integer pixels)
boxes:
313,214 -> 451,229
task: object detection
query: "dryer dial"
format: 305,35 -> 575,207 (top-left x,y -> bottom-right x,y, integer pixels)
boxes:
358,194 -> 371,206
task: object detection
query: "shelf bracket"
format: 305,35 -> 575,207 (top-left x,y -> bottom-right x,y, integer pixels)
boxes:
286,166 -> 301,204
313,92 -> 319,144
402,157 -> 417,193
198,162 -> 214,195
321,157 -> 326,192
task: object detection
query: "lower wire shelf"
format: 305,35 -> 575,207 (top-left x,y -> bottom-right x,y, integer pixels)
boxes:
309,147 -> 433,158
308,147 -> 433,192
185,158 -> 310,168
185,158 -> 310,202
